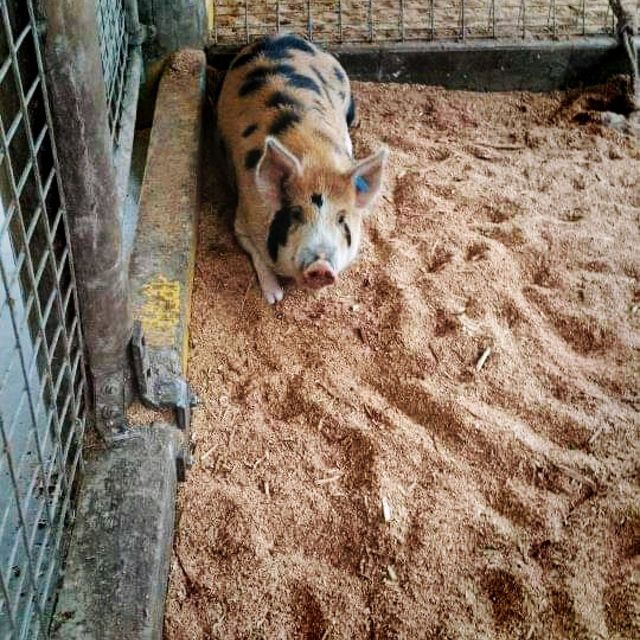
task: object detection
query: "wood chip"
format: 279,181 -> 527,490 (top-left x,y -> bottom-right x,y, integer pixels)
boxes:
588,424 -> 606,445
382,496 -> 393,523
386,565 -> 398,581
475,346 -> 492,372
201,444 -> 218,461
315,473 -> 344,485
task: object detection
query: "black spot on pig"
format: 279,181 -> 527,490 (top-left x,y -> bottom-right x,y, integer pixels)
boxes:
265,34 -> 316,59
239,73 -> 269,97
244,148 -> 262,170
338,90 -> 346,101
284,72 -> 321,96
230,34 -> 316,70
238,64 -> 293,95
267,206 -> 303,262
311,65 -> 335,107
334,67 -> 346,83
242,63 -> 323,98
346,95 -> 356,127
311,65 -> 328,89
230,46 -> 261,70
311,193 -> 323,207
269,110 -> 301,135
242,123 -> 258,137
340,218 -> 352,247
266,91 -> 302,110
244,65 -> 269,80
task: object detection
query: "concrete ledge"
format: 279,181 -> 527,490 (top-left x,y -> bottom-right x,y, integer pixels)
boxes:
129,48 -> 205,373
51,427 -> 178,640
207,37 -> 639,92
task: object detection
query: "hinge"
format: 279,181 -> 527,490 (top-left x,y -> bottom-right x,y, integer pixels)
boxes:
130,321 -> 198,480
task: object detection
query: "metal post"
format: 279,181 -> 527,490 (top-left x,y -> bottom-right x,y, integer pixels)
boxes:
41,0 -> 131,436
430,0 -> 435,40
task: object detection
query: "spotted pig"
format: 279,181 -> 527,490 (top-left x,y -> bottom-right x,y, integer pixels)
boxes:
216,33 -> 387,304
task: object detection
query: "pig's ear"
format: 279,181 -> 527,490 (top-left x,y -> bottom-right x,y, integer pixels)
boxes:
350,147 -> 387,209
256,136 -> 302,208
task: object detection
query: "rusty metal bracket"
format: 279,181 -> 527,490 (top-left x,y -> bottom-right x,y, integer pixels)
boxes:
130,321 -> 197,479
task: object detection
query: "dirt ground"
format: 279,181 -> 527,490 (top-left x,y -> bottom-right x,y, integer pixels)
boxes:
162,81 -> 640,639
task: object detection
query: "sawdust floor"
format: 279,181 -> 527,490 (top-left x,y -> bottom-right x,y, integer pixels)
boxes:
163,82 -> 640,639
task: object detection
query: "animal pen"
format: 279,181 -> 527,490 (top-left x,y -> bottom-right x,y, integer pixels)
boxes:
0,0 -> 637,639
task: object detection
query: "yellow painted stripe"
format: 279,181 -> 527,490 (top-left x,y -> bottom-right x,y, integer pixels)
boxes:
138,275 -> 181,348
181,226 -> 198,375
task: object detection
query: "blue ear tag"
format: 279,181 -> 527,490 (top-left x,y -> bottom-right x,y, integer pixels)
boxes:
355,175 -> 369,194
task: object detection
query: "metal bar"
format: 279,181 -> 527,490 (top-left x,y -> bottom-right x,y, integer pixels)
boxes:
399,0 -> 405,42
430,0 -> 435,39
18,432 -> 82,638
26,0 -> 89,433
0,3 -> 88,635
0,563 -> 17,634
337,0 -> 343,43
244,0 -> 249,43
0,327 -> 47,634
368,0 -> 373,42
34,439 -> 82,627
307,0 -> 313,41
43,0 -> 131,435
0,13 -> 68,535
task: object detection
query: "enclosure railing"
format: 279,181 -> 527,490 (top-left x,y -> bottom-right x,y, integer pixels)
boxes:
0,0 -> 147,636
210,0 -> 630,45
0,1 -> 88,637
44,0 -> 143,439
97,0 -> 130,146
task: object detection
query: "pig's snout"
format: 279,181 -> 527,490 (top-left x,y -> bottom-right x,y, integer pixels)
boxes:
302,260 -> 337,289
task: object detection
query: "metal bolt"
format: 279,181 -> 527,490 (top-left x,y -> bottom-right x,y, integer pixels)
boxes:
102,382 -> 117,395
101,405 -> 120,420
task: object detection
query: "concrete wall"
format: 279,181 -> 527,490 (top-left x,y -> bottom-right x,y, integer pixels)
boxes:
137,0 -> 208,125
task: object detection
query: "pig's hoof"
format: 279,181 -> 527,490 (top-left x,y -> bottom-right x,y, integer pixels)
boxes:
263,283 -> 284,305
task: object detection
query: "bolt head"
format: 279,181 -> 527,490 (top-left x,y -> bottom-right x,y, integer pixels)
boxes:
101,405 -> 121,419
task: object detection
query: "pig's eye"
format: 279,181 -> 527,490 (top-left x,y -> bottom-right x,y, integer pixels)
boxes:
337,213 -> 346,225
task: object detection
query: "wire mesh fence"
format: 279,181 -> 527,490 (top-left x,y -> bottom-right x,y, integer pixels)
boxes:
96,0 -> 130,146
0,1 -> 88,637
210,0 -> 629,45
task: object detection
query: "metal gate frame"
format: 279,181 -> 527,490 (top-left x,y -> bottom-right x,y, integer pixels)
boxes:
2,0 -> 208,637
0,1 -> 89,636
42,0 -> 145,439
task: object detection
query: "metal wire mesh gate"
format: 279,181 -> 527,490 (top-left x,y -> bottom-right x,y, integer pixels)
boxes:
97,0 -> 130,146
210,0 -> 633,45
0,1 -> 87,637
0,0 -> 134,636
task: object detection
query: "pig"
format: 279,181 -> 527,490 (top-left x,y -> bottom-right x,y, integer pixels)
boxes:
216,33 -> 387,304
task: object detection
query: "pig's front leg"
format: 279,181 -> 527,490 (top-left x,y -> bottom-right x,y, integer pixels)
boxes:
235,222 -> 284,304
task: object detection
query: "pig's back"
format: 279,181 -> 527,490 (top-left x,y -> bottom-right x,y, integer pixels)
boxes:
217,34 -> 354,186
